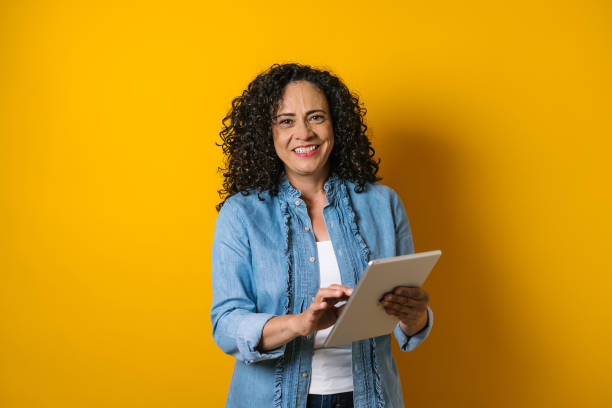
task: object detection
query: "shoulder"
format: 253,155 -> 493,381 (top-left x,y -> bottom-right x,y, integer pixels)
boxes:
220,189 -> 278,215
214,191 -> 276,244
342,180 -> 401,205
216,189 -> 283,234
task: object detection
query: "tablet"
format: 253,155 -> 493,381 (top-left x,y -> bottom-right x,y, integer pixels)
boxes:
323,250 -> 441,348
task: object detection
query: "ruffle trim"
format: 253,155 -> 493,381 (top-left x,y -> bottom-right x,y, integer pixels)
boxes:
338,181 -> 370,267
273,199 -> 293,408
371,338 -> 385,408
340,181 -> 383,406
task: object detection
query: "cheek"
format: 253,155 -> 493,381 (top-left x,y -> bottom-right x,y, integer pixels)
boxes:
272,143 -> 285,162
272,133 -> 292,161
314,123 -> 334,144
326,129 -> 335,149
271,131 -> 285,151
325,124 -> 334,142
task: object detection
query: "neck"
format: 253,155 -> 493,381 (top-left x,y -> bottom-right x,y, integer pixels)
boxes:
285,168 -> 330,202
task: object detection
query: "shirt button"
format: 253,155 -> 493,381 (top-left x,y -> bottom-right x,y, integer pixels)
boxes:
305,226 -> 310,231
295,200 -> 301,206
309,257 -> 315,263
301,372 -> 308,378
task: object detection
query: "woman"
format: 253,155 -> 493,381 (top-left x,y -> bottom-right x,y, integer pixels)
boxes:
211,63 -> 432,408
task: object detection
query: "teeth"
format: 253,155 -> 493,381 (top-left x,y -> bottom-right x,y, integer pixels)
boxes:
294,145 -> 318,154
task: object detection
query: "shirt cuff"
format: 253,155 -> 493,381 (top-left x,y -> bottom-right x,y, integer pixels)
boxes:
237,313 -> 286,364
393,306 -> 434,352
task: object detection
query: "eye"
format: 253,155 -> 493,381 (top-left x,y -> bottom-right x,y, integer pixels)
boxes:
309,114 -> 325,123
278,118 -> 294,127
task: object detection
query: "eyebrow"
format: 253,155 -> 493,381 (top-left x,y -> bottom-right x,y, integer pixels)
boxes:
272,109 -> 327,120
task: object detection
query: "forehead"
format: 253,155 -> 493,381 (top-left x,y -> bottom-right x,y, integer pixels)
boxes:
276,81 -> 328,112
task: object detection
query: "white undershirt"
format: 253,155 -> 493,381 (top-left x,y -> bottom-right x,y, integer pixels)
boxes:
308,240 -> 353,395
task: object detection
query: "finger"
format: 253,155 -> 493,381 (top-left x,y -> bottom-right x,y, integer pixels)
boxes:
309,300 -> 329,313
328,284 -> 354,296
316,287 -> 348,297
380,294 -> 427,309
311,295 -> 345,312
381,300 -> 427,317
381,300 -> 406,314
382,304 -> 405,317
393,287 -> 429,301
324,297 -> 349,308
396,308 -> 428,324
382,303 -> 424,319
378,288 -> 418,302
315,288 -> 351,304
383,307 -> 400,317
380,296 -> 427,314
314,288 -> 343,303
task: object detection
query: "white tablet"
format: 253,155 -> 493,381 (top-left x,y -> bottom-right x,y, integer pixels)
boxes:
323,250 -> 441,348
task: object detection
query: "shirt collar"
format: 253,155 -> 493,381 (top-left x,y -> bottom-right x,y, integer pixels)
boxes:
278,172 -> 341,205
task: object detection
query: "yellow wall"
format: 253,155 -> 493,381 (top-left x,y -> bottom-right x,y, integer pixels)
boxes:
2,1 -> 610,406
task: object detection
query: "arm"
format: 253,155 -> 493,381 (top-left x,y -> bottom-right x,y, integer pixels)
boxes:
211,201 -> 354,359
387,189 -> 434,351
211,201 -> 284,364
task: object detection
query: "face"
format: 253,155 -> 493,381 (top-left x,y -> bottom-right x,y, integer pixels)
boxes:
271,80 -> 334,182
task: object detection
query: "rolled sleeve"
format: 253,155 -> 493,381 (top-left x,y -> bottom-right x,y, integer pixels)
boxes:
236,313 -> 285,364
393,305 -> 434,352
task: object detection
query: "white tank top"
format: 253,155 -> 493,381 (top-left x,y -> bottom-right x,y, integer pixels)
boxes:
308,240 -> 354,395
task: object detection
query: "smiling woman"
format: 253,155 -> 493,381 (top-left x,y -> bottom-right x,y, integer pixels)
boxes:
216,63 -> 380,211
211,63 -> 433,408
272,81 -> 335,188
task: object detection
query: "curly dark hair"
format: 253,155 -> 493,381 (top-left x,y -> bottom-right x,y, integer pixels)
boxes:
216,63 -> 380,211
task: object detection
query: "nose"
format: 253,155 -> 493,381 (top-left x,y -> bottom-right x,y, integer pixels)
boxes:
294,119 -> 315,140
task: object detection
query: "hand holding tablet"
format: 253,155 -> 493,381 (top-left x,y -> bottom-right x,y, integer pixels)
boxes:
380,286 -> 430,338
323,250 -> 441,347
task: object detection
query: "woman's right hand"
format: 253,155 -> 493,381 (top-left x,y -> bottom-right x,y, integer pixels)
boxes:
294,284 -> 353,337
258,284 -> 353,351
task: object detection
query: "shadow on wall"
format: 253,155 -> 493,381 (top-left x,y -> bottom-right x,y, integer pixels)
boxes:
378,122 -> 526,407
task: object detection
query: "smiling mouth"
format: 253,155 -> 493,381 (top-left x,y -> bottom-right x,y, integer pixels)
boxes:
293,145 -> 319,154
292,145 -> 321,157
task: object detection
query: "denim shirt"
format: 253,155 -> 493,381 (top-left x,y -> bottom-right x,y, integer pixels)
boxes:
211,174 -> 433,407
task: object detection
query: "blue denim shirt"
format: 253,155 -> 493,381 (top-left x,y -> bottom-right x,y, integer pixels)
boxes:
211,174 -> 433,407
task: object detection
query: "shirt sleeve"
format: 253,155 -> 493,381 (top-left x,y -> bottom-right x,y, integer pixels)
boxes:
393,305 -> 434,352
210,199 -> 285,364
390,187 -> 415,256
390,188 -> 434,351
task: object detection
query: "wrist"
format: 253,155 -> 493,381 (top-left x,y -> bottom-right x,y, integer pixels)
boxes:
400,310 -> 428,337
290,313 -> 309,337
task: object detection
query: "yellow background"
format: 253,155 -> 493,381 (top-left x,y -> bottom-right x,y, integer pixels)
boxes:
2,1 -> 611,406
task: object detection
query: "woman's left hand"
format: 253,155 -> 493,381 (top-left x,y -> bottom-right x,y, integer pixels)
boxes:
380,287 -> 429,337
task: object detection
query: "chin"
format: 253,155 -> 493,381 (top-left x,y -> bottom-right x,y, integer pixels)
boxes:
287,165 -> 320,176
